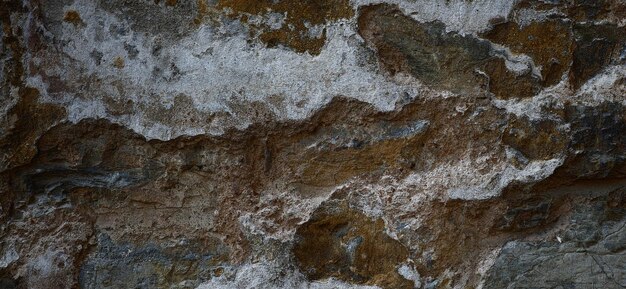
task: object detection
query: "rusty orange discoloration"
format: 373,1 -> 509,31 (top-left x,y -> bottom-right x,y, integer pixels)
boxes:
112,57 -> 125,69
482,20 -> 573,87
299,136 -> 424,187
294,201 -> 413,289
216,0 -> 354,54
63,10 -> 84,27
358,4 -> 541,99
194,0 -> 210,25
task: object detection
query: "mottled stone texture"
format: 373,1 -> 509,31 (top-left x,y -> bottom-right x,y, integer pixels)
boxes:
1,0 -> 626,288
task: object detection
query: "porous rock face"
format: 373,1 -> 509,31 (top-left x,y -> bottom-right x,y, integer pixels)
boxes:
1,0 -> 626,288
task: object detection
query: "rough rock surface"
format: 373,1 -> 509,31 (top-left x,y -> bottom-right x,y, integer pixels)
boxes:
1,0 -> 626,288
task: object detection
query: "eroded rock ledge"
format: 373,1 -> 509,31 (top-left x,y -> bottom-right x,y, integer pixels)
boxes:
1,0 -> 625,288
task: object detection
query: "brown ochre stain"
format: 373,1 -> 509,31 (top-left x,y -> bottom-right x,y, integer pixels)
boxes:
216,0 -> 354,55
357,4 -> 542,99
481,20 -> 573,87
63,10 -> 85,27
359,3 -> 625,97
298,136 -> 426,187
293,201 -> 413,289
486,0 -> 626,90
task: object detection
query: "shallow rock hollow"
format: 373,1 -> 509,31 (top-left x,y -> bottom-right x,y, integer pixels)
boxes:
1,0 -> 626,288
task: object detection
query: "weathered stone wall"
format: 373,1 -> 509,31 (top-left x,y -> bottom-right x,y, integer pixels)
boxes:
1,0 -> 625,288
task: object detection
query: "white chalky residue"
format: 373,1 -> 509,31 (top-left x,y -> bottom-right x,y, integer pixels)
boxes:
398,264 -> 422,288
26,249 -> 69,280
376,149 -> 565,201
493,64 -> 626,123
574,65 -> 626,104
26,0 -> 429,140
513,7 -> 564,27
447,157 -> 563,200
13,0 -> 624,142
196,261 -> 381,289
352,0 -> 518,34
238,185 -> 340,241
23,0 -> 523,140
0,244 -> 19,269
475,248 -> 502,289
